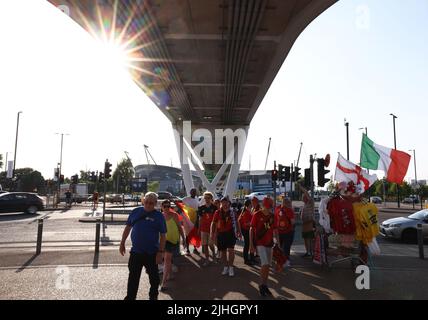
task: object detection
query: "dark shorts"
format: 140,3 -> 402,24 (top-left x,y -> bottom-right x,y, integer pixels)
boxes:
302,231 -> 315,239
165,241 -> 179,253
217,231 -> 236,251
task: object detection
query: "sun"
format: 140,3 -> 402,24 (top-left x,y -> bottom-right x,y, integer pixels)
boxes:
96,39 -> 131,73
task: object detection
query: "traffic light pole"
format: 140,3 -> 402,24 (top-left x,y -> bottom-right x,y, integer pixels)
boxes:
102,179 -> 107,223
290,163 -> 294,203
310,155 -> 315,200
273,161 -> 277,207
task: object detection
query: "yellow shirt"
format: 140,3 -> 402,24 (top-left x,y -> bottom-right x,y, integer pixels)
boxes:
165,216 -> 180,245
352,202 -> 379,245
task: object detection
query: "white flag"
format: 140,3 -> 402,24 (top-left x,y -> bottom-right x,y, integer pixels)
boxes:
335,153 -> 377,193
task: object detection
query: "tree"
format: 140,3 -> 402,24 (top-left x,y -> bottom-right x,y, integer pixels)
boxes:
148,181 -> 159,193
113,157 -> 134,193
388,183 -> 397,197
79,170 -> 91,183
400,181 -> 412,198
14,168 -> 45,193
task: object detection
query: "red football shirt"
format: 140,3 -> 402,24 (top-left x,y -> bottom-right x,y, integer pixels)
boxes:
327,198 -> 356,234
212,209 -> 234,233
251,210 -> 275,247
198,204 -> 217,233
274,206 -> 295,234
239,209 -> 252,231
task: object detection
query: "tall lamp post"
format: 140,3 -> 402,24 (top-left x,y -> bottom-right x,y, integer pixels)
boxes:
409,149 -> 418,209
390,113 -> 400,208
56,133 -> 69,201
13,111 -> 23,178
344,119 -> 350,160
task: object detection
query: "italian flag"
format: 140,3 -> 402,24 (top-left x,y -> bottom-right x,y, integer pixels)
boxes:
360,134 -> 411,184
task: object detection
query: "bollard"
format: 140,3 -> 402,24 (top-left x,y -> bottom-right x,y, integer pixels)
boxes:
95,219 -> 101,253
36,219 -> 44,255
417,223 -> 424,260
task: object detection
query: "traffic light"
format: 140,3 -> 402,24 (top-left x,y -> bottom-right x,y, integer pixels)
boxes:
98,172 -> 105,183
104,160 -> 112,179
60,174 -> 64,183
317,158 -> 330,187
90,171 -> 96,182
304,168 -> 311,189
278,165 -> 291,181
271,169 -> 278,181
71,174 -> 78,184
293,167 -> 301,181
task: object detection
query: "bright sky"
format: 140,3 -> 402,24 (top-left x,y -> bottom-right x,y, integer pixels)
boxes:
0,0 -> 427,184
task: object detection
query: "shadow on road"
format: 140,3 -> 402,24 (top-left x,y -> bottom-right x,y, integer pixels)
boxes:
0,212 -> 43,223
15,254 -> 38,273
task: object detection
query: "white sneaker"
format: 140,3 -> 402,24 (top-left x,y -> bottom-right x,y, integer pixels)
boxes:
228,267 -> 235,277
172,264 -> 178,273
221,266 -> 229,275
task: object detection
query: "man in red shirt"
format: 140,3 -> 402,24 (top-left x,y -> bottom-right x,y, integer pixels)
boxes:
197,192 -> 217,266
238,199 -> 255,265
274,197 -> 295,268
250,197 -> 276,296
211,196 -> 241,277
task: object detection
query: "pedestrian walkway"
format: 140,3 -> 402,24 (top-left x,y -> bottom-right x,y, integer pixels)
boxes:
1,244 -> 427,300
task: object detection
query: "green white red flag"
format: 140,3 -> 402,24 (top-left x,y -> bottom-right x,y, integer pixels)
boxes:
360,134 -> 411,184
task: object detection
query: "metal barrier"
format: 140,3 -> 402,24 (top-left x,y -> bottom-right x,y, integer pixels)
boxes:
95,219 -> 101,253
36,218 -> 44,255
417,223 -> 424,260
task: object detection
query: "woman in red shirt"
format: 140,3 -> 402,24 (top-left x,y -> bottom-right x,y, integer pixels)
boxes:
274,198 -> 295,267
211,197 -> 241,277
238,199 -> 255,265
250,197 -> 276,296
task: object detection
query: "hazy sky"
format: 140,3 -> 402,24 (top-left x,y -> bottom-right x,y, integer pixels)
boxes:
0,0 -> 427,184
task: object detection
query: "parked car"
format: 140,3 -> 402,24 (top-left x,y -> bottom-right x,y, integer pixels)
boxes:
370,196 -> 383,204
108,194 -> 123,204
244,192 -> 269,201
380,209 -> 428,243
402,195 -> 419,204
0,192 -> 45,214
157,191 -> 174,200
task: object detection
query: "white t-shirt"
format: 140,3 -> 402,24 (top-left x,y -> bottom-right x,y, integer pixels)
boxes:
318,197 -> 332,233
182,196 -> 199,210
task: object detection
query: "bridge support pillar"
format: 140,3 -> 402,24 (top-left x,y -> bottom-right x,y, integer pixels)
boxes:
173,121 -> 249,199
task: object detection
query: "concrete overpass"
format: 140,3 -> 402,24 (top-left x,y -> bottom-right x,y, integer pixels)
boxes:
48,0 -> 337,197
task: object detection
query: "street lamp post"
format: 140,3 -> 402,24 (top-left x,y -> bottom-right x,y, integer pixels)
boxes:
409,149 -> 419,209
13,111 -> 23,178
390,113 -> 400,208
56,133 -> 69,203
345,120 -> 350,160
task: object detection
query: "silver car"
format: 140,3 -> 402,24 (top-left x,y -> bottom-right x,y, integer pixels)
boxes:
380,209 -> 428,243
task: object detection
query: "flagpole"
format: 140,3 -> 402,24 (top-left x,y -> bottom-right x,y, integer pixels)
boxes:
390,113 -> 400,208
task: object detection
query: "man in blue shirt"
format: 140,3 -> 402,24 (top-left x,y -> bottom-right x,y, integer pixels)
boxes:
120,192 -> 167,300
